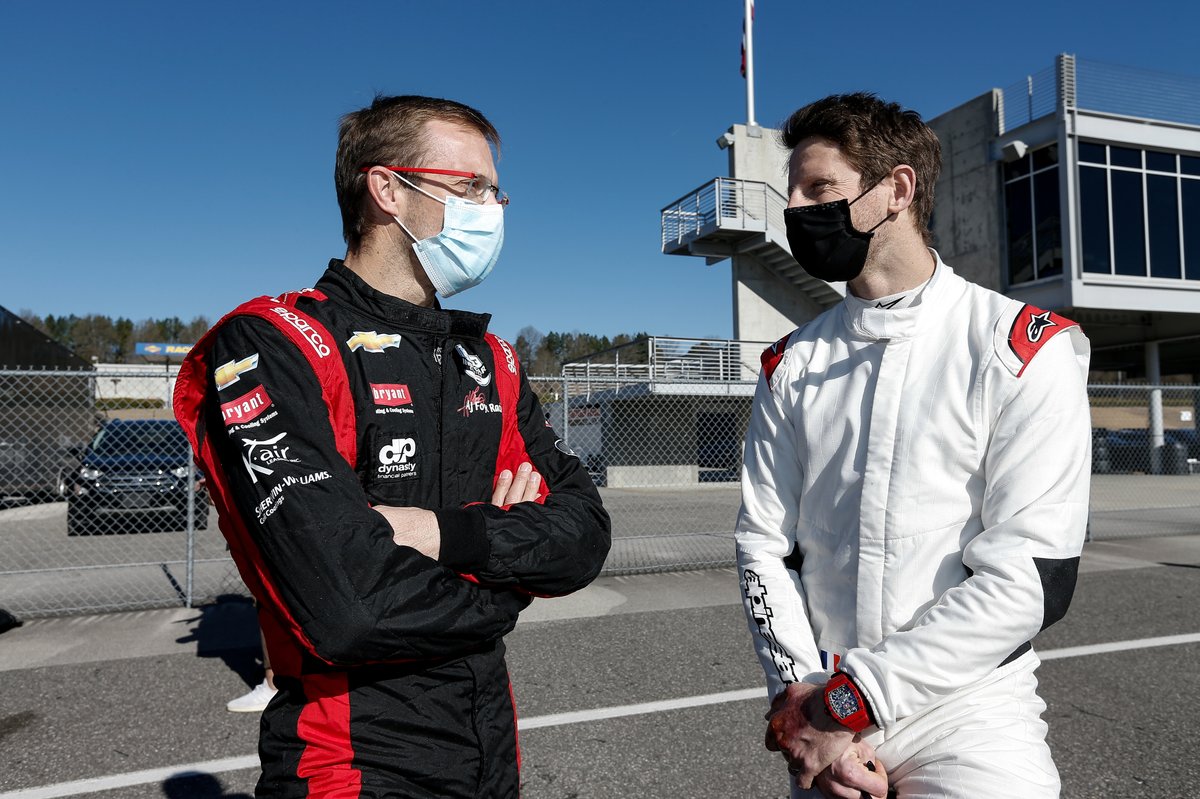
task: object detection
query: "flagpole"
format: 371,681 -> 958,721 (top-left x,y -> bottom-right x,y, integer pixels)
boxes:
744,0 -> 756,126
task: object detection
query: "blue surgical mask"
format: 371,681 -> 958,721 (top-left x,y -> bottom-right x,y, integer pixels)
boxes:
391,175 -> 505,297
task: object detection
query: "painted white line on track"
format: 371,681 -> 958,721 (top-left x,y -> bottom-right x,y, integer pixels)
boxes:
4,632 -> 1199,799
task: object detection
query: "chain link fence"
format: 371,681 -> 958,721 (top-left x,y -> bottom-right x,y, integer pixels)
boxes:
2,359 -> 1198,619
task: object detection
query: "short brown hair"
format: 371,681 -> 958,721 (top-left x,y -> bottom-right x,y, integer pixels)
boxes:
335,95 -> 500,253
780,92 -> 941,245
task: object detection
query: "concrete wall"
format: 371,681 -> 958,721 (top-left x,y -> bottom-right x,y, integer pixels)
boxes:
732,256 -> 824,342
725,124 -> 788,191
928,91 -> 1004,291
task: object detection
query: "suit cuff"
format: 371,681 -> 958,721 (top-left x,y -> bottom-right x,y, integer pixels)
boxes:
435,506 -> 490,571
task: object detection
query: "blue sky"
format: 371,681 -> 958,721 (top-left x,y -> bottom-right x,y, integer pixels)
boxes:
3,0 -> 1198,344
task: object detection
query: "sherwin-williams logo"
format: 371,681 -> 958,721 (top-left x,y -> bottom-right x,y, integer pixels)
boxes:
214,353 -> 260,391
221,386 -> 273,426
347,331 -> 402,353
371,384 -> 412,407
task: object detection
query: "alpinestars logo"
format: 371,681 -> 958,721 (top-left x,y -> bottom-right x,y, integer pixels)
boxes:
377,438 -> 418,479
458,386 -> 501,417
241,431 -> 301,484
1026,310 -> 1057,343
347,331 -> 402,353
456,344 -> 491,386
743,570 -> 798,684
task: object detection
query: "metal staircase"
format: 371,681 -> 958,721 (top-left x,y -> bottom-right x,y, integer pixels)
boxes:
660,177 -> 844,308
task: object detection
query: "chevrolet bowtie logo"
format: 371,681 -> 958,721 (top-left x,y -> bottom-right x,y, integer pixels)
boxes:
214,353 -> 260,391
346,331 -> 403,353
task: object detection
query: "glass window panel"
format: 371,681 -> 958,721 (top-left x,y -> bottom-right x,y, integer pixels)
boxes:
1111,146 -> 1142,169
1111,170 -> 1146,276
1033,168 -> 1062,278
1005,179 -> 1035,285
1078,142 -> 1107,164
1032,143 -> 1059,171
1146,151 -> 1177,173
1183,179 -> 1200,280
1182,156 -> 1200,176
1004,155 -> 1031,181
1079,167 -> 1111,274
1146,174 -> 1181,278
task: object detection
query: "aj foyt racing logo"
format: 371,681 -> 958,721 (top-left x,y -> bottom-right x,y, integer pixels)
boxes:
458,386 -> 501,417
241,431 -> 301,483
377,437 -> 418,480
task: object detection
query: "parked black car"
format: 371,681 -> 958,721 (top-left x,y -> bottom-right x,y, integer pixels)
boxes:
1093,427 -> 1200,474
67,419 -> 206,535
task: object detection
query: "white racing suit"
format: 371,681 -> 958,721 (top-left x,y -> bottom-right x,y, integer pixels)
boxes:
736,255 -> 1091,797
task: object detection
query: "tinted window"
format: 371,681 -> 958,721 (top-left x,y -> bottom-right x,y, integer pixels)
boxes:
1183,156 -> 1200,177
1146,174 -> 1181,278
1033,170 -> 1062,278
1005,179 -> 1034,285
1111,147 -> 1142,169
1146,151 -> 1177,173
1078,142 -> 1107,164
1111,170 -> 1146,276
1183,180 -> 1200,280
1079,167 -> 1111,274
1004,155 -> 1031,181
92,423 -> 188,457
1032,143 -> 1059,171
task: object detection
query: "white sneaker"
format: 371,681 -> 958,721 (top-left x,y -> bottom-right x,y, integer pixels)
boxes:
226,680 -> 277,713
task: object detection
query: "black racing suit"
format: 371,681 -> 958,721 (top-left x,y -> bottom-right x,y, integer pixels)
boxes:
175,259 -> 610,798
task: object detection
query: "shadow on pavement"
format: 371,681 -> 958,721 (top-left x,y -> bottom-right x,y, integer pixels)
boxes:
174,595 -> 263,689
162,772 -> 252,798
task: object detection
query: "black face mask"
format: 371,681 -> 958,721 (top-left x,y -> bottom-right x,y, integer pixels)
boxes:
783,185 -> 889,283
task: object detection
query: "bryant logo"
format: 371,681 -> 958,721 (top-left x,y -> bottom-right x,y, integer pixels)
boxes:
379,438 -> 417,465
371,383 -> 412,407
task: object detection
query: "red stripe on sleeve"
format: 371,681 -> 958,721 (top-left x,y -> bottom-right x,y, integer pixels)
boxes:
485,334 -> 549,507
296,672 -> 362,797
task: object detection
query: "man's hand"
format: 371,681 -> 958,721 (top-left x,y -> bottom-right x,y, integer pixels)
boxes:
376,506 -> 441,560
491,462 -> 541,506
813,739 -> 889,799
764,682 -> 855,790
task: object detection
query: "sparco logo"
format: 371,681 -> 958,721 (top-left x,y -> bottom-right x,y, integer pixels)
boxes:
497,338 -> 516,374
269,306 -> 330,357
241,431 -> 300,484
377,438 -> 418,479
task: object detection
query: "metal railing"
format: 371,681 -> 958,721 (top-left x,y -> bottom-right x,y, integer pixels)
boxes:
999,54 -> 1200,132
561,336 -> 770,399
660,178 -> 788,253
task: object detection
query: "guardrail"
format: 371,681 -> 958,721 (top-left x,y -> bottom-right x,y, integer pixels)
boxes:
660,178 -> 788,254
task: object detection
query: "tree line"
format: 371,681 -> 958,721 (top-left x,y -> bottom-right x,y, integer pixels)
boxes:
19,311 -> 212,364
18,311 -> 649,374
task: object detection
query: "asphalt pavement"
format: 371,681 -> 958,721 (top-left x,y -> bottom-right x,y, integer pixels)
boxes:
1,535 -> 1199,798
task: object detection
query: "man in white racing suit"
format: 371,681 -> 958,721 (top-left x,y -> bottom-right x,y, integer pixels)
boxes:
735,93 -> 1091,798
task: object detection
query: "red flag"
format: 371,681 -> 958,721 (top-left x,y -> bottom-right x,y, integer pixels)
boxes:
741,1 -> 755,77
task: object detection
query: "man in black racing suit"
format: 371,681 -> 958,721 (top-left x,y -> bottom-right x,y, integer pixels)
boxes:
174,95 -> 610,799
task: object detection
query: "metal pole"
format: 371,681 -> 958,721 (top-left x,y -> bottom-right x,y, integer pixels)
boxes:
1147,342 -> 1164,474
744,0 -> 757,126
561,370 -> 570,448
185,450 -> 196,608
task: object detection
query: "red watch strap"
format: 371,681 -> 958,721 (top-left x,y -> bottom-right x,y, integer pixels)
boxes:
824,672 -> 873,733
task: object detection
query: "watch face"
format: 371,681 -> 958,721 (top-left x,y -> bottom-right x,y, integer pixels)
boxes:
827,683 -> 861,720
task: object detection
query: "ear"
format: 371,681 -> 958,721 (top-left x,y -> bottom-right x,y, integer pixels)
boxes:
888,165 -> 917,215
363,166 -> 407,219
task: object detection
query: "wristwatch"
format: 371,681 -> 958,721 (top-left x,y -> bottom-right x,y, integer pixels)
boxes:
823,672 -> 873,733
